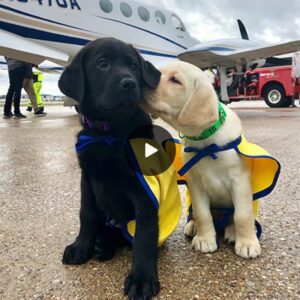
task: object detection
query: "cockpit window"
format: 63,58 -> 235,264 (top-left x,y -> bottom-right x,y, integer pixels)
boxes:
120,2 -> 132,17
155,10 -> 166,25
138,6 -> 150,22
99,0 -> 113,13
171,14 -> 186,32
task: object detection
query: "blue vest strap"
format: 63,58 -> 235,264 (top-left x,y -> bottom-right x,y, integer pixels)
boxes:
178,136 -> 242,176
75,134 -> 126,153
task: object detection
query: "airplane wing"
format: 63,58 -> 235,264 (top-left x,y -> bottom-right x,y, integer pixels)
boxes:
0,29 -> 69,66
178,40 -> 300,69
0,57 -> 64,73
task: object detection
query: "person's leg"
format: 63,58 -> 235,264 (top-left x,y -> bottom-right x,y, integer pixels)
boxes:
23,78 -> 38,112
34,81 -> 44,108
3,70 -> 16,116
25,78 -> 33,111
13,67 -> 26,114
26,97 -> 32,111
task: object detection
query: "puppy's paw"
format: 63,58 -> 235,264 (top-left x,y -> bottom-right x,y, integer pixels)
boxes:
94,235 -> 116,261
192,234 -> 218,253
235,237 -> 261,258
62,242 -> 92,265
224,225 -> 236,244
124,272 -> 160,300
184,220 -> 197,237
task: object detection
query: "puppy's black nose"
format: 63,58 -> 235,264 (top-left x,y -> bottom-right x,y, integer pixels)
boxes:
120,78 -> 136,90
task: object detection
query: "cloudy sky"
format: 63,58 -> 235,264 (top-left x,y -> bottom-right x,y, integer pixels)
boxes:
1,0 -> 300,96
161,0 -> 300,43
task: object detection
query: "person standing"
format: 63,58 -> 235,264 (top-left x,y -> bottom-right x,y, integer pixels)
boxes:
3,58 -> 27,119
23,63 -> 46,117
26,70 -> 45,112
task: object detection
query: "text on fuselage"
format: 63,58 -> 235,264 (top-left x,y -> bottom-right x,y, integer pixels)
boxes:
16,0 -> 81,10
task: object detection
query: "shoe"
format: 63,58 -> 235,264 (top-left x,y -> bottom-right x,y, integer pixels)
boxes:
26,106 -> 32,112
3,112 -> 13,119
34,109 -> 47,117
39,106 -> 44,112
13,112 -> 27,119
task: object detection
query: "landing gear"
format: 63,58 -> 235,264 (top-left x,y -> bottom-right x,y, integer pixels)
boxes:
217,66 -> 230,104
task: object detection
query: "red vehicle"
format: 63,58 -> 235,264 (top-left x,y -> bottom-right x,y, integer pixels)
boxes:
214,65 -> 300,107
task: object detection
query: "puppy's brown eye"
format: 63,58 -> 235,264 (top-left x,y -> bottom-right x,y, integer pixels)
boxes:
97,58 -> 110,70
170,76 -> 181,85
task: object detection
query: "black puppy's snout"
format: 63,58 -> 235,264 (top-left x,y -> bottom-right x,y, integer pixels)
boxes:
120,78 -> 137,90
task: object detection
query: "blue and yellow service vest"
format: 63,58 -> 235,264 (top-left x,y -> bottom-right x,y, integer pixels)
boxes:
164,135 -> 281,239
76,135 -> 182,246
76,133 -> 280,242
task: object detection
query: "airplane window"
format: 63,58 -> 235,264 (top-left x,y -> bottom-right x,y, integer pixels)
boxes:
99,0 -> 113,13
120,2 -> 132,17
171,14 -> 186,32
138,6 -> 150,22
155,10 -> 166,25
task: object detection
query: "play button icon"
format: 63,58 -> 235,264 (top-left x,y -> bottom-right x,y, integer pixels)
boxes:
127,124 -> 176,176
145,143 -> 158,158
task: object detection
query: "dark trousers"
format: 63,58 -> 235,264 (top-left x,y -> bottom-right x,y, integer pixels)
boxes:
4,66 -> 26,114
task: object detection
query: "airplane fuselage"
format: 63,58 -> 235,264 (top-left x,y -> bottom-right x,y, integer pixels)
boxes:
0,0 -> 198,65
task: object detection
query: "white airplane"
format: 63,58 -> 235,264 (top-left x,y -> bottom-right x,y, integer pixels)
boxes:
0,0 -> 300,103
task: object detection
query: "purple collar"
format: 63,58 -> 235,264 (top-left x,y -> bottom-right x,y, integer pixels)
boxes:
82,115 -> 111,132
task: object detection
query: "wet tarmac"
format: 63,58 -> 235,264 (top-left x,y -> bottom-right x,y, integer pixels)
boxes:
0,102 -> 299,299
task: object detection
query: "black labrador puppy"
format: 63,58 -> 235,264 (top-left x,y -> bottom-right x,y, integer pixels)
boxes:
59,38 -> 161,299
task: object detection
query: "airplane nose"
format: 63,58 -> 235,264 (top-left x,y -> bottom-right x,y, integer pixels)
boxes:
120,78 -> 136,90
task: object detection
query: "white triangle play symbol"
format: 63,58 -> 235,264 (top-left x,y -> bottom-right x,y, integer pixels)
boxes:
145,143 -> 158,158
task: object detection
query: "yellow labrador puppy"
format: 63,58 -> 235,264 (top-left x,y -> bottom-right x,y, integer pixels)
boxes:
143,61 -> 261,258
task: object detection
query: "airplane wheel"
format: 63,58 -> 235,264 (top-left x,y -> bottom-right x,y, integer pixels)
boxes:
263,84 -> 287,107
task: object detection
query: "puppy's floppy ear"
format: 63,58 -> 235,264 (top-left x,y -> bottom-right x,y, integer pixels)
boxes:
140,59 -> 161,88
177,79 -> 219,129
131,46 -> 161,88
58,48 -> 86,103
